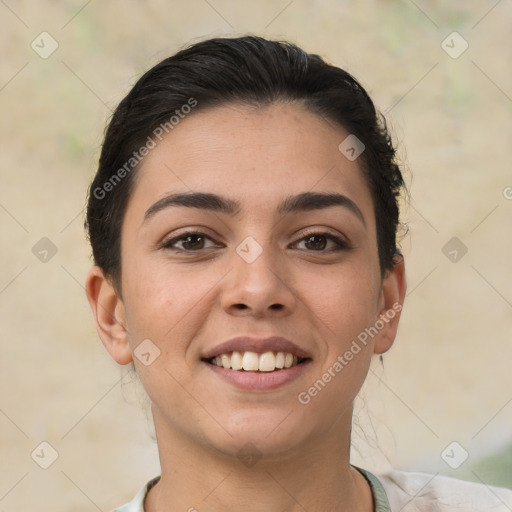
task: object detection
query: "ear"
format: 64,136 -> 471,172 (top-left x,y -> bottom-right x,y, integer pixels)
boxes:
373,254 -> 407,355
85,266 -> 133,365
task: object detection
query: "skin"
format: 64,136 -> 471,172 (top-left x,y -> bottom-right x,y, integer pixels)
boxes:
86,102 -> 406,512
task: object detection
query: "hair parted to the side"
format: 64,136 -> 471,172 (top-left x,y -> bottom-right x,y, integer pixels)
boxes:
85,35 -> 405,296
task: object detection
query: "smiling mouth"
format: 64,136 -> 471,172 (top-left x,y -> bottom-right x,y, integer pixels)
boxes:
204,350 -> 310,372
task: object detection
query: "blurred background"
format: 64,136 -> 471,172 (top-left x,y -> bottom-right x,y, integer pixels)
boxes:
1,0 -> 511,510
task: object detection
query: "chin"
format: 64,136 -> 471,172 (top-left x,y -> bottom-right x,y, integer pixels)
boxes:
203,408 -> 309,459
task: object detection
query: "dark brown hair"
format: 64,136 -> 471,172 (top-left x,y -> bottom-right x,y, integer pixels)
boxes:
85,35 -> 404,294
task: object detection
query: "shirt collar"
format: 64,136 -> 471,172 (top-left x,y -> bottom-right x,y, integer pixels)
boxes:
114,466 -> 391,512
354,465 -> 393,512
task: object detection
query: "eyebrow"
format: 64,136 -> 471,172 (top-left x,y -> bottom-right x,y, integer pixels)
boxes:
143,191 -> 366,227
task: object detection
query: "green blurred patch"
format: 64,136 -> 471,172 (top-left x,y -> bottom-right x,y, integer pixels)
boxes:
461,442 -> 512,489
62,131 -> 84,161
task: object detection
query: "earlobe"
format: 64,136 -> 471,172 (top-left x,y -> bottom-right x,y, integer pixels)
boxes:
85,266 -> 133,365
374,254 -> 407,355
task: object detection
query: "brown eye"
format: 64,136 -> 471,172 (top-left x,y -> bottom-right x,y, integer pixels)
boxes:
294,232 -> 349,252
178,234 -> 206,250
161,231 -> 219,252
304,234 -> 328,250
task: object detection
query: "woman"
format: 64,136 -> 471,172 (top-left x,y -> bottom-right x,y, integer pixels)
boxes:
84,35 -> 512,511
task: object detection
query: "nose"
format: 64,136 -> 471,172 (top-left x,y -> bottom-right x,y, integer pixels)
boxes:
220,238 -> 296,318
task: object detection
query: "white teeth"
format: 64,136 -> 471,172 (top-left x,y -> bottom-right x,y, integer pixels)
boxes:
221,354 -> 230,369
259,351 -> 276,372
231,351 -> 243,370
209,350 -> 303,371
242,351 -> 260,371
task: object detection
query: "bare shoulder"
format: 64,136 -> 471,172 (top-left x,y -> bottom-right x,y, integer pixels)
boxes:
375,467 -> 512,511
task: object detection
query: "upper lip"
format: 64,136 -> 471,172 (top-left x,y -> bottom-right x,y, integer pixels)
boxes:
202,336 -> 312,360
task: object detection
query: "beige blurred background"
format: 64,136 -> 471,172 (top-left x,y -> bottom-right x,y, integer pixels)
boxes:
1,0 -> 511,510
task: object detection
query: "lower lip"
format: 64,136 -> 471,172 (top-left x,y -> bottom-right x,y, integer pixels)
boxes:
204,361 -> 311,391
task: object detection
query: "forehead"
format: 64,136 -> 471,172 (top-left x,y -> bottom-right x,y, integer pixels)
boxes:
125,102 -> 374,223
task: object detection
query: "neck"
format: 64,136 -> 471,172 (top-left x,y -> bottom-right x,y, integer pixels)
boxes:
144,408 -> 373,512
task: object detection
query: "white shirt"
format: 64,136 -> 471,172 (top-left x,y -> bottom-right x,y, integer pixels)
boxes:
112,466 -> 512,511
378,467 -> 512,511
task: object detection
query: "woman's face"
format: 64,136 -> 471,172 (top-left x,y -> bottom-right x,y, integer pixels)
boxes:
90,102 -> 405,458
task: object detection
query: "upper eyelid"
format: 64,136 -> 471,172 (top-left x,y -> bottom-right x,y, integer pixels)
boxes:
293,232 -> 349,249
162,229 -> 218,245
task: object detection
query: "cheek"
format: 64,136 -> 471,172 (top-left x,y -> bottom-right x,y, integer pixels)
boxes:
302,262 -> 381,403
121,261 -> 213,398
308,260 -> 381,333
298,275 -> 378,417
121,256 -> 217,349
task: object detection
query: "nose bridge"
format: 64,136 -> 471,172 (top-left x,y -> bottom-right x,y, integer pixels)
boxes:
221,233 -> 295,314
233,234 -> 282,289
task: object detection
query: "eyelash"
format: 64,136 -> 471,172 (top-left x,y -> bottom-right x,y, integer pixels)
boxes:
160,229 -> 350,253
